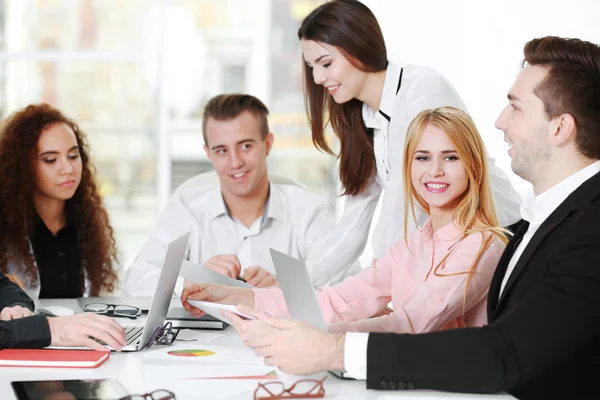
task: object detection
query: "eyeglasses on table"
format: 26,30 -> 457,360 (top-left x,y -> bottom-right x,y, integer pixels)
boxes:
83,303 -> 142,319
119,389 -> 176,400
254,376 -> 327,399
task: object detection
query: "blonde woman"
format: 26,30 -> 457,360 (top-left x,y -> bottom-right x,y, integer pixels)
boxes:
183,107 -> 509,333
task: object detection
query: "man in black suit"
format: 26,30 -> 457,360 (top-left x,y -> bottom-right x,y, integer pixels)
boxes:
0,272 -> 126,350
223,36 -> 600,400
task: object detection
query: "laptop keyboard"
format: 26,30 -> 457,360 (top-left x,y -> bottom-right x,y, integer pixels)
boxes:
124,326 -> 144,345
93,326 -> 144,346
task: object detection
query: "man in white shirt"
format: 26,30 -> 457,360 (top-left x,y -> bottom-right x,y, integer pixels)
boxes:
224,36 -> 600,400
124,94 -> 360,296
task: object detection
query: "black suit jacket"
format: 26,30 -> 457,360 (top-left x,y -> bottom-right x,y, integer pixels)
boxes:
367,170 -> 600,399
0,273 -> 51,349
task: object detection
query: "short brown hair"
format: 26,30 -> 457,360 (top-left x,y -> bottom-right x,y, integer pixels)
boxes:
523,36 -> 600,159
202,94 -> 270,144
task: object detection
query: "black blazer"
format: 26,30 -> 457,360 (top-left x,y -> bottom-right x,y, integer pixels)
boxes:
0,273 -> 51,349
366,170 -> 600,399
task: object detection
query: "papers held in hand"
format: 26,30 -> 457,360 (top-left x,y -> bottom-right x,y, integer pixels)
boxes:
186,300 -> 255,325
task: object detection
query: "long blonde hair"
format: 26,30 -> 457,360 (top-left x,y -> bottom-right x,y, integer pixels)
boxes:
402,107 -> 509,309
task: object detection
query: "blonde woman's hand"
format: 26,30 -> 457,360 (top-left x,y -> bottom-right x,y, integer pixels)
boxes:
181,283 -> 254,317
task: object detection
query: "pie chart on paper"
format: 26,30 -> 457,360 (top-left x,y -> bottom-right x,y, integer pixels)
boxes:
168,349 -> 216,357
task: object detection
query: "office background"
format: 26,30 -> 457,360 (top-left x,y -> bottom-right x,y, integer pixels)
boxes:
0,0 -> 597,276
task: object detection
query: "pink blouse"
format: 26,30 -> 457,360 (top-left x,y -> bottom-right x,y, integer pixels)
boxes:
253,218 -> 505,333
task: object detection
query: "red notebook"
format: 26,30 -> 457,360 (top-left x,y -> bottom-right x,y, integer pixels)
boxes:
0,349 -> 110,368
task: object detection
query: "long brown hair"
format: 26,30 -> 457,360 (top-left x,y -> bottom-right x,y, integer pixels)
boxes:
523,36 -> 600,160
0,104 -> 119,295
403,107 -> 509,309
298,0 -> 387,195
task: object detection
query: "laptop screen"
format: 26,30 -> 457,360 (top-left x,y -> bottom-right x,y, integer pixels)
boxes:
269,248 -> 327,332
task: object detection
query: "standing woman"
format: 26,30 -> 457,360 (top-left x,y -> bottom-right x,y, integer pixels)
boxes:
300,0 -> 520,285
0,104 -> 119,298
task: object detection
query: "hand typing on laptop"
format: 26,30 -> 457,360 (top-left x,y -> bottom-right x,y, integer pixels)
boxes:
47,313 -> 126,352
181,283 -> 254,318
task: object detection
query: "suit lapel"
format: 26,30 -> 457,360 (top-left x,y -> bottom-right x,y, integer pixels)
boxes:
487,221 -> 528,319
495,211 -> 571,314
493,170 -> 600,315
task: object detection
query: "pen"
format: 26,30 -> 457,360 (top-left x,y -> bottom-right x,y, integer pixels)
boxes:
236,276 -> 246,282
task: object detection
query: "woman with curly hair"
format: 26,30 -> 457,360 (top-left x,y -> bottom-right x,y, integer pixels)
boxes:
0,103 -> 119,298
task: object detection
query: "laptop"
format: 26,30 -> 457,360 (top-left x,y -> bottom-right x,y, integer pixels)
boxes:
269,248 -> 358,380
117,232 -> 189,351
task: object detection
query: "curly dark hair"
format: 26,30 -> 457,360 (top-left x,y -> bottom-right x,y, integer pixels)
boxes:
0,103 -> 119,296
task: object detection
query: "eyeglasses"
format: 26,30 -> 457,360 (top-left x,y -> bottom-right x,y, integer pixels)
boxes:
253,376 -> 327,400
144,321 -> 178,349
83,303 -> 142,319
119,389 -> 176,400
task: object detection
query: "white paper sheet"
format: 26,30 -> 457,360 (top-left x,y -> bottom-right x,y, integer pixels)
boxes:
179,260 -> 252,288
144,363 -> 275,380
140,343 -> 264,366
175,329 -> 225,342
185,300 -> 255,325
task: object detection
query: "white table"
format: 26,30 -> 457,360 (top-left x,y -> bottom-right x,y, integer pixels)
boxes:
0,299 -> 516,399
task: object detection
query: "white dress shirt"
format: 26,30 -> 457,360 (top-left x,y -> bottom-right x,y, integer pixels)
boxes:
341,61 -> 523,380
123,181 -> 361,296
499,160 -> 600,297
345,161 -> 600,380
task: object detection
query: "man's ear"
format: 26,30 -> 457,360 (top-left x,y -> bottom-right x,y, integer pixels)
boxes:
203,143 -> 210,158
265,133 -> 274,156
552,113 -> 577,147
